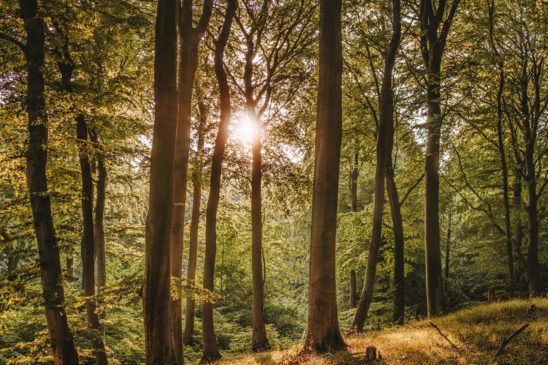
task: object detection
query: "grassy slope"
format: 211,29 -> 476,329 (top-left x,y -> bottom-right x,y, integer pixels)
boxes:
213,298 -> 548,364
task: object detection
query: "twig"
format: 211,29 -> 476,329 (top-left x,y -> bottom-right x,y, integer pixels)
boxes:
429,321 -> 459,350
493,323 -> 529,359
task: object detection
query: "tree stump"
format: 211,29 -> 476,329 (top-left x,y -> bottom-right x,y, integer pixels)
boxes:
365,346 -> 380,360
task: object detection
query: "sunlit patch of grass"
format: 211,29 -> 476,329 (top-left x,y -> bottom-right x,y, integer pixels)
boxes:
213,298 -> 547,364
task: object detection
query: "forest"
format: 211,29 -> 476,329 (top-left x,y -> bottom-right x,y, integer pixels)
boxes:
0,0 -> 546,364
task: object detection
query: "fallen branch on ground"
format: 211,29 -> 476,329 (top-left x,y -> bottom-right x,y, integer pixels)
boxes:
429,321 -> 459,350
493,323 -> 529,360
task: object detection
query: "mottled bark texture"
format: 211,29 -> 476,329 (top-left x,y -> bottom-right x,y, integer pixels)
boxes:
144,0 -> 178,363
303,0 -> 345,352
201,0 -> 236,362
419,0 -> 460,317
183,100 -> 206,346
351,0 -> 401,333
19,0 -> 80,363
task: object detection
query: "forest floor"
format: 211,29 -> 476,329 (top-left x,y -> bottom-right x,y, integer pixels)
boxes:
214,298 -> 548,364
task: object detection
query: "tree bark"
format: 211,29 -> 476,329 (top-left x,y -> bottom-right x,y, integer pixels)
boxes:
54,12 -> 108,362
91,131 -> 108,354
386,158 -> 404,325
19,1 -> 80,362
303,0 -> 345,352
170,1 -> 212,361
445,207 -> 451,280
351,0 -> 401,333
419,0 -> 460,317
91,132 -> 107,299
512,168 -> 524,282
251,120 -> 269,351
350,270 -> 356,309
201,1 -> 236,361
487,3 -> 514,295
351,152 -> 358,212
144,0 -> 178,363
183,101 -> 207,346
76,116 -> 108,365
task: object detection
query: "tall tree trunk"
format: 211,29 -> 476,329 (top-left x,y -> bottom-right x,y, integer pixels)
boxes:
351,0 -> 401,333
520,63 -> 540,298
19,3 -> 80,362
303,0 -> 345,352
19,0 -> 79,365
144,0 -> 178,363
487,3 -> 514,295
495,68 -> 514,296
251,116 -> 269,351
513,168 -> 524,283
170,2 -> 213,360
423,68 -> 444,317
91,133 -> 107,300
419,0 -> 460,317
91,131 -> 107,352
201,1 -> 236,361
76,116 -> 108,365
183,101 -> 207,346
445,207 -> 451,280
350,152 -> 358,212
170,33 -> 198,365
349,270 -> 356,309
385,158 -> 404,325
55,13 -> 108,362
524,147 -> 539,297
23,50 -> 82,364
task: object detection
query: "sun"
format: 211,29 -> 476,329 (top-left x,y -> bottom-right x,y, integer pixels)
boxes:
231,110 -> 260,144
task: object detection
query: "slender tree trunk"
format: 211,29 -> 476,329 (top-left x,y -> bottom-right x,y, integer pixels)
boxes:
385,158 -> 404,325
19,3 -> 80,362
303,0 -> 345,352
351,0 -> 400,333
351,152 -> 358,212
419,0 -> 460,317
251,119 -> 270,351
201,1 -> 236,361
513,168 -> 524,283
66,256 -> 74,281
424,70 -> 444,317
170,33 -> 199,365
91,131 -> 107,352
445,207 -> 451,280
171,2 -> 213,359
487,2 -> 514,295
91,133 -> 107,299
524,147 -> 539,297
55,15 -> 108,363
183,101 -> 207,346
144,0 -> 178,363
494,67 -> 514,296
349,270 -> 356,309
76,116 -> 108,365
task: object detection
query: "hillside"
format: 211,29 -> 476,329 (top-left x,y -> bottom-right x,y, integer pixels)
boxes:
215,298 -> 548,364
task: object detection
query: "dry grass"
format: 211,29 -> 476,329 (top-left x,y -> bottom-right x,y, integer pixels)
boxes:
210,298 -> 548,364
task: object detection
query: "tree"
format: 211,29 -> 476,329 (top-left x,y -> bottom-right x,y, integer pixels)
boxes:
143,0 -> 178,363
419,0 -> 460,317
16,0 -> 80,363
351,0 -> 401,333
201,0 -> 237,361
303,0 -> 346,352
52,11 -> 108,361
170,0 -> 213,360
183,94 -> 208,345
